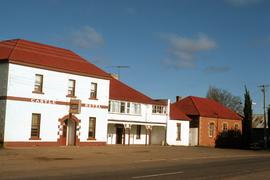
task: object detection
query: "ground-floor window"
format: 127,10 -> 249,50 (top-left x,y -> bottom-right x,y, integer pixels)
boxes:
234,123 -> 239,130
209,122 -> 215,137
176,123 -> 181,141
88,117 -> 96,139
222,122 -> 228,132
136,125 -> 141,139
31,113 -> 41,139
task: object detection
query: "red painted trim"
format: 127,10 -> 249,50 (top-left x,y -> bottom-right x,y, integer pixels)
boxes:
0,96 -> 108,109
29,137 -> 42,140
4,142 -> 59,147
58,114 -> 81,123
3,141 -> 106,147
79,142 -> 106,146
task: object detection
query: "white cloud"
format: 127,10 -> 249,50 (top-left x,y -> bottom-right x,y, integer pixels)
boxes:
70,26 -> 104,49
161,33 -> 217,69
225,0 -> 264,7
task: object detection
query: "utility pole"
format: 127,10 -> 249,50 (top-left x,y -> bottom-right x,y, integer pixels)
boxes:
258,84 -> 269,149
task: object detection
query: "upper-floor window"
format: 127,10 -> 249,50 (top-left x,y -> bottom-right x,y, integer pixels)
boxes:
120,102 -> 125,113
109,100 -> 141,115
30,113 -> 41,139
133,103 -> 141,115
209,122 -> 215,137
67,79 -> 76,97
152,105 -> 166,114
33,74 -> 43,93
126,102 -> 130,114
90,83 -> 97,99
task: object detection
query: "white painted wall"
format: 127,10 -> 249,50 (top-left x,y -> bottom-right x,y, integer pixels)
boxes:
107,124 -> 151,145
4,63 -> 109,143
166,120 -> 190,146
189,128 -> 198,146
151,126 -> 166,145
7,64 -> 109,105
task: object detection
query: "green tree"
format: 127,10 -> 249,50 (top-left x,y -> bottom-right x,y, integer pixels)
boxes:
206,86 -> 243,114
242,86 -> 253,149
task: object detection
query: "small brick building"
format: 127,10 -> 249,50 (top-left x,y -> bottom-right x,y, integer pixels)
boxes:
172,96 -> 242,147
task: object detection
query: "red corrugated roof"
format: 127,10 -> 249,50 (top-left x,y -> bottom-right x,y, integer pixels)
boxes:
173,96 -> 242,120
109,77 -> 166,105
0,39 -> 110,79
170,104 -> 191,121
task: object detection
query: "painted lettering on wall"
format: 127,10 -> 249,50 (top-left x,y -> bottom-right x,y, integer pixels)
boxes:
84,104 -> 103,108
31,98 -> 56,104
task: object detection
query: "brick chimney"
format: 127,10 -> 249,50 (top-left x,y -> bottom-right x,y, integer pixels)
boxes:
176,96 -> 182,102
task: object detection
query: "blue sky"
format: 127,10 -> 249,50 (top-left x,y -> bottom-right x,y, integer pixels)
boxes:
1,0 -> 270,113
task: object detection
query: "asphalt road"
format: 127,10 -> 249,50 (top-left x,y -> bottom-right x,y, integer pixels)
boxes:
1,146 -> 270,179
48,155 -> 270,180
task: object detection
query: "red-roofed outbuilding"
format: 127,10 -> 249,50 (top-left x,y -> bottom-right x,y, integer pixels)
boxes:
173,96 -> 242,147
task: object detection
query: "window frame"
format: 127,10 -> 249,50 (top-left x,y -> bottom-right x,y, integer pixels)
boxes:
67,79 -> 76,97
222,122 -> 228,132
209,122 -> 215,138
120,102 -> 125,113
88,117 -> 96,140
234,123 -> 239,130
90,82 -> 98,99
134,103 -> 141,115
152,105 -> 166,114
176,123 -> 181,141
30,113 -> 41,140
33,74 -> 44,94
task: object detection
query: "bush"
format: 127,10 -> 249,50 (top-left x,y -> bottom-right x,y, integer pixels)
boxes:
215,129 -> 242,149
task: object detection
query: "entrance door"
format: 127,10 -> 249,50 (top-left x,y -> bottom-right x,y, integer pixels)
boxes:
116,125 -> 124,144
66,119 -> 76,146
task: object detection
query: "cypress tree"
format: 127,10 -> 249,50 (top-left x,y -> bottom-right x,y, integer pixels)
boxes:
242,86 -> 253,149
267,106 -> 270,147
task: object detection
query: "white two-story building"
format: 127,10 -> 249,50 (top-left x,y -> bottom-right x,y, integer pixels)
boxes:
107,76 -> 191,146
0,39 -> 191,147
0,39 -> 110,147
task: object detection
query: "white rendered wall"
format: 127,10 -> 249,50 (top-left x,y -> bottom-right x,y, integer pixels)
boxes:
7,64 -> 109,105
166,120 -> 190,146
4,63 -> 109,143
108,104 -> 167,124
151,126 -> 166,145
107,124 -> 149,145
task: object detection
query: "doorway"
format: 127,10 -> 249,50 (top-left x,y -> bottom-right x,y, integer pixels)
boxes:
116,125 -> 124,144
64,119 -> 76,146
